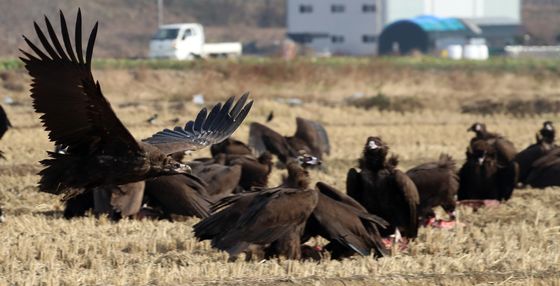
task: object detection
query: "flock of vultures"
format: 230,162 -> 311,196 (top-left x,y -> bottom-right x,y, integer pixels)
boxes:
0,10 -> 559,261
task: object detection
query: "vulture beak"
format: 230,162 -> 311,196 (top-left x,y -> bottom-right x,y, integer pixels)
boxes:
367,141 -> 379,150
546,123 -> 553,131
390,228 -> 402,244
297,154 -> 322,167
169,162 -> 191,174
477,157 -> 485,166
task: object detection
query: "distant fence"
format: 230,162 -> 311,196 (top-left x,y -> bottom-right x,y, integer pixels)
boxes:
505,45 -> 560,58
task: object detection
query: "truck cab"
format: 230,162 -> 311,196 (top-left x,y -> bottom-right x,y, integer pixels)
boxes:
148,23 -> 205,60
148,23 -> 242,60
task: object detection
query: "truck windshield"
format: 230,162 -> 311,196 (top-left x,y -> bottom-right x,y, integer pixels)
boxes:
152,28 -> 179,40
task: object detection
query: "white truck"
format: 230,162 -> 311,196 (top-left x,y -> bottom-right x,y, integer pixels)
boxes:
148,23 -> 242,60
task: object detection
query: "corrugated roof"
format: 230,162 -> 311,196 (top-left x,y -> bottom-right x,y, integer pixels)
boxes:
409,16 -> 466,32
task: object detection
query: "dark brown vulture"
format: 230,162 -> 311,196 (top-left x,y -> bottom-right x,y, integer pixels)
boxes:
0,104 -> 12,159
516,122 -> 557,185
522,148 -> 560,188
458,140 -> 518,201
346,137 -> 419,239
143,174 -> 211,218
249,117 -> 330,164
406,154 -> 459,224
190,160 -> 242,199
210,138 -> 253,157
468,122 -> 517,164
193,158 -> 318,260
20,10 -> 252,195
199,152 -> 274,190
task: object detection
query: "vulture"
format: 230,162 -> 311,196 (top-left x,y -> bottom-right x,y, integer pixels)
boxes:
190,159 -> 243,199
249,117 -> 330,164
0,104 -> 11,159
210,138 -> 253,157
193,158 -> 319,260
515,121 -> 557,186
346,137 -> 419,239
468,122 -> 517,164
20,10 -> 252,195
196,152 -> 274,190
458,139 -> 518,201
194,156 -> 387,260
521,148 -> 560,188
406,154 -> 459,225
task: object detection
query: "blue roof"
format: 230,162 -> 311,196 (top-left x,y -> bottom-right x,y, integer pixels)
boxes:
392,15 -> 467,32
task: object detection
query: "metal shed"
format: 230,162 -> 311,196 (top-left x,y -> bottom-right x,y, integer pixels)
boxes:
378,16 -> 473,55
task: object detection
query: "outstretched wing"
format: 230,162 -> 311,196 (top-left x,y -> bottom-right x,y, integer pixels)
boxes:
248,122 -> 297,161
143,94 -> 253,155
20,10 -> 139,155
0,104 -> 11,140
295,117 -> 330,157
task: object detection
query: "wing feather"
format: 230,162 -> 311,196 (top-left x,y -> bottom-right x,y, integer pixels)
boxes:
143,94 -> 253,155
21,10 -> 139,155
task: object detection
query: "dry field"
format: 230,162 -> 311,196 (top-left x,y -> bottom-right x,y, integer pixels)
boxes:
1,58 -> 560,285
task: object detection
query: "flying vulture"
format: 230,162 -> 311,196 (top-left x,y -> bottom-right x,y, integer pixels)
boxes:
20,10 -> 252,195
458,139 -> 518,201
249,117 -> 330,164
406,154 -> 459,225
346,136 -> 419,239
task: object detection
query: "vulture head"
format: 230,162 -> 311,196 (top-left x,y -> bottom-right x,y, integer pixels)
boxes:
360,136 -> 389,170
143,144 -> 191,176
538,121 -> 555,144
297,154 -> 322,168
468,122 -> 487,138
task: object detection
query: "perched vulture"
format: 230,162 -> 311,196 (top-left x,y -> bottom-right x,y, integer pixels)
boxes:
198,152 -> 274,190
406,154 -> 459,223
516,122 -> 557,185
144,174 -> 211,218
522,148 -> 560,188
190,160 -> 242,199
458,140 -> 518,201
346,137 -> 419,239
249,117 -> 330,164
468,122 -> 517,164
210,138 -> 253,157
0,104 -> 12,159
21,10 -> 252,195
193,158 -> 319,260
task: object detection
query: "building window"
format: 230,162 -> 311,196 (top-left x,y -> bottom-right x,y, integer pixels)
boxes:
299,4 -> 313,13
331,4 -> 345,13
362,35 -> 377,43
331,35 -> 345,43
362,4 -> 376,12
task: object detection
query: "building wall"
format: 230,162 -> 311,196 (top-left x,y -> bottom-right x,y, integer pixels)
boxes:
287,0 -> 381,55
286,0 -> 520,55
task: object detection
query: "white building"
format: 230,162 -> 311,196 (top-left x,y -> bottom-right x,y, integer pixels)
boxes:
286,0 -> 520,55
